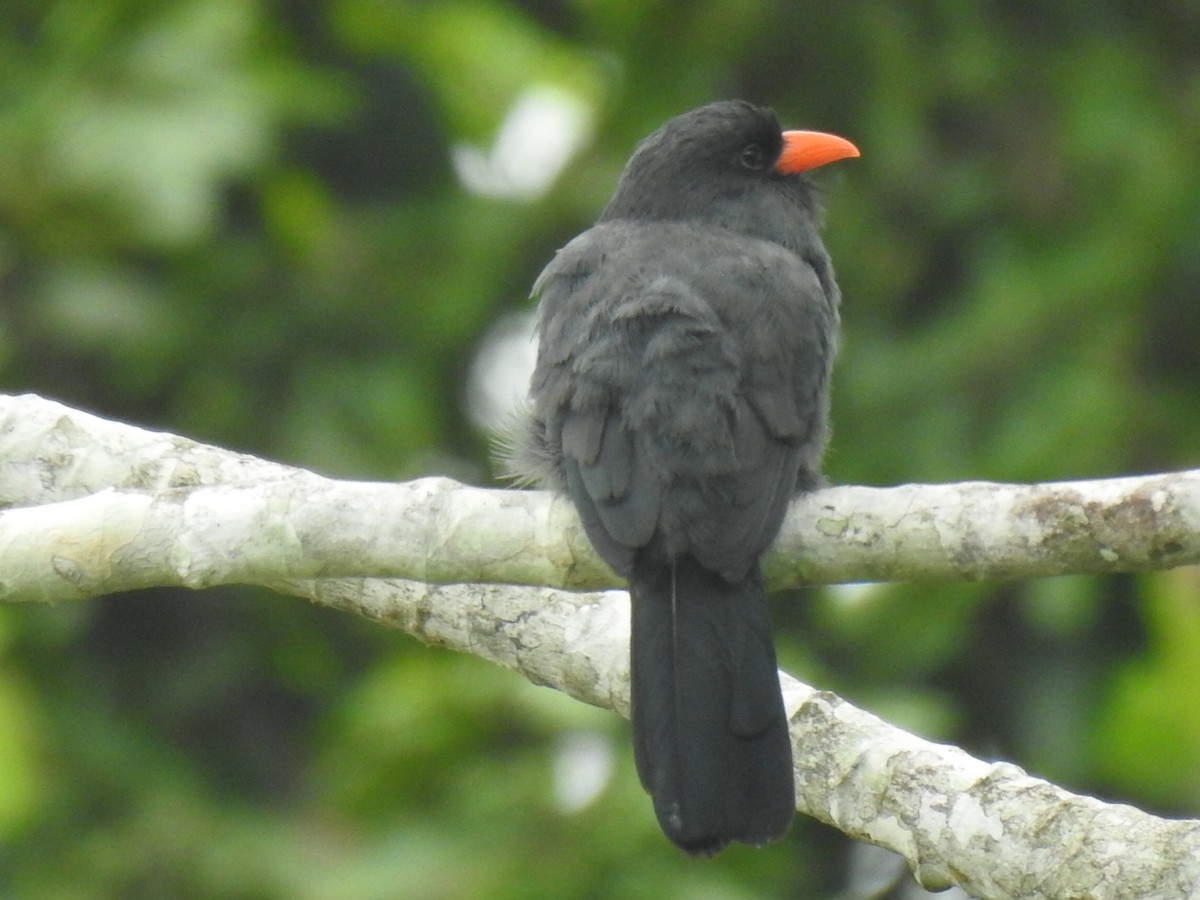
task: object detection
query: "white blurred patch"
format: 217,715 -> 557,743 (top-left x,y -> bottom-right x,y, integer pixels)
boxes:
826,581 -> 886,609
467,309 -> 538,432
552,730 -> 615,813
453,86 -> 592,201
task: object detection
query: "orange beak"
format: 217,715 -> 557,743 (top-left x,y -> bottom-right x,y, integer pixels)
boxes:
775,130 -> 860,174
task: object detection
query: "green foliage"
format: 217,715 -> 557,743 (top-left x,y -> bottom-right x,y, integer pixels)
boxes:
1093,568 -> 1200,809
2,0 -> 1199,895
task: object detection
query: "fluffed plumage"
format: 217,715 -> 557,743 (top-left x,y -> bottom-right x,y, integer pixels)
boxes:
509,100 -> 853,855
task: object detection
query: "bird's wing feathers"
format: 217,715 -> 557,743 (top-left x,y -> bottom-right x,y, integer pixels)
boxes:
529,222 -> 834,580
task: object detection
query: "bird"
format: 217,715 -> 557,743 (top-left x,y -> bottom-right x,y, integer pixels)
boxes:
508,100 -> 858,855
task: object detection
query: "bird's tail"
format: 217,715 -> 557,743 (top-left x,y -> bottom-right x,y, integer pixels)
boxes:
629,551 -> 795,856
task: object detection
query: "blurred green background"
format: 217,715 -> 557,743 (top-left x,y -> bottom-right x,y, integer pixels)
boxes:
2,1 -> 1200,897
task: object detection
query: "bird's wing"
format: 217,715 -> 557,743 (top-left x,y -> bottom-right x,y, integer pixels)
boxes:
528,223 -> 835,580
669,241 -> 835,581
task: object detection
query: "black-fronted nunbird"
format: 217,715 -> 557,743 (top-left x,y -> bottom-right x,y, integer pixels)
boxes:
510,100 -> 858,855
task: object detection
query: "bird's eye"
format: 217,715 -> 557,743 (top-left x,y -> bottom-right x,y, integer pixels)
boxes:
739,143 -> 768,170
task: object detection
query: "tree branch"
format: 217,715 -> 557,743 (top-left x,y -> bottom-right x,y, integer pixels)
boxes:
2,394 -> 1198,601
2,392 -> 1199,898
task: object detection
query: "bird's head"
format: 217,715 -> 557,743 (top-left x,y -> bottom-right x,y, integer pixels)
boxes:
599,101 -> 858,253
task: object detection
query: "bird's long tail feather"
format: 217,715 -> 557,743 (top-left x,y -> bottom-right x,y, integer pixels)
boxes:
629,552 -> 794,856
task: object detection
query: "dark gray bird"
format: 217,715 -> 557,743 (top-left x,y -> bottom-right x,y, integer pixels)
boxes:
510,100 -> 857,855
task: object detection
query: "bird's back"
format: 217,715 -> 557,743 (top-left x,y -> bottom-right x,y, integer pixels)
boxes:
524,218 -> 838,580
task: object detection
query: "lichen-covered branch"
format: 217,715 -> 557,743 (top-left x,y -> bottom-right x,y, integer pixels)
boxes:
2,394 -> 1198,604
270,574 -> 1200,900
2,392 -> 1200,898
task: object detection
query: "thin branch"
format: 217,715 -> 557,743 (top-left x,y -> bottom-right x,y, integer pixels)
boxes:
270,574 -> 1200,900
2,392 -> 1200,899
